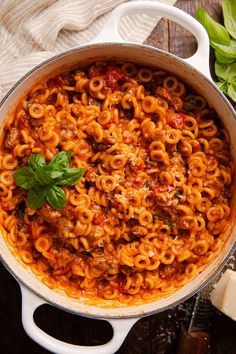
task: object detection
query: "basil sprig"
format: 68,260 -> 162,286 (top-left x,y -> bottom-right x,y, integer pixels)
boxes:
222,0 -> 236,40
195,1 -> 236,102
13,151 -> 84,210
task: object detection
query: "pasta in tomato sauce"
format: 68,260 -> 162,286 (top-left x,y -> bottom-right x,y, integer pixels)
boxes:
0,61 -> 233,305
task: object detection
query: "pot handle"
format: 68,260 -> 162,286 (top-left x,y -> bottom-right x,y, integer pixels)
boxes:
93,1 -> 211,80
20,285 -> 138,354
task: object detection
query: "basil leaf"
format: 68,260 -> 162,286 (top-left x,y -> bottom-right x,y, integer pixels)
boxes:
27,185 -> 46,209
46,165 -> 65,178
227,82 -> 236,102
35,166 -> 64,185
195,7 -> 230,46
212,41 -> 236,60
48,151 -> 71,169
215,49 -> 235,64
57,168 -> 84,186
231,39 -> 236,47
216,81 -> 228,95
222,0 -> 236,39
158,217 -> 174,227
13,151 -> 83,211
46,186 -> 66,210
28,154 -> 46,170
215,61 -> 236,82
13,167 -> 36,189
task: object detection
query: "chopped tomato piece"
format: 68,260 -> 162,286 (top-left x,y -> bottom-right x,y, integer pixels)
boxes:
53,266 -> 71,275
168,113 -> 186,128
93,215 -> 107,226
104,116 -> 116,129
104,66 -> 126,89
115,278 -> 124,292
152,184 -> 175,193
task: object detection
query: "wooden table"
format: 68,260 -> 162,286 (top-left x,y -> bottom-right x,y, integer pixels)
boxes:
1,1 -> 236,353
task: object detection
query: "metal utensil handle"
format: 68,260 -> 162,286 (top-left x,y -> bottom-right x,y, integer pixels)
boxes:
93,1 -> 211,79
20,285 -> 137,354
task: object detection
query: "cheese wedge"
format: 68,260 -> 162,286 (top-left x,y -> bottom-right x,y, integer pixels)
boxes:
210,269 -> 236,321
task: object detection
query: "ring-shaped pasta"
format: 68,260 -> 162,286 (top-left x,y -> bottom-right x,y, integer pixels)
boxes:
142,96 -> 157,113
121,62 -> 136,76
163,76 -> 178,91
165,129 -> 181,144
89,76 -> 103,92
193,240 -> 209,256
160,250 -> 175,265
137,68 -> 153,83
29,103 -> 44,119
2,154 -> 18,170
0,171 -> 14,186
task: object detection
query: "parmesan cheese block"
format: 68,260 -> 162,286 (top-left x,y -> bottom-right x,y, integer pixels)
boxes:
210,269 -> 236,321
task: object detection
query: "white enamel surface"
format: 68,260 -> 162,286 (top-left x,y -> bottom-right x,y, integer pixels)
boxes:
93,1 -> 211,79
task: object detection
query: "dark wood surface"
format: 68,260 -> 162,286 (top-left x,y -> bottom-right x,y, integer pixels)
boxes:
1,1 -> 236,353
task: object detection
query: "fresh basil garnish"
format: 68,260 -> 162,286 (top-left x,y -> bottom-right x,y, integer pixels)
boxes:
46,186 -> 66,210
13,151 -> 84,210
13,167 -> 36,190
34,166 -> 64,185
27,185 -> 46,210
57,168 -> 84,186
48,151 -> 71,168
28,153 -> 46,170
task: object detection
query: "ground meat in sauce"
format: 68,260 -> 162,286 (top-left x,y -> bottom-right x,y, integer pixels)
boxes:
156,87 -> 183,111
89,254 -> 119,274
4,128 -> 20,149
30,117 -> 44,127
38,204 -> 61,223
159,262 -> 182,279
57,218 -> 74,238
48,249 -> 72,271
88,96 -> 101,108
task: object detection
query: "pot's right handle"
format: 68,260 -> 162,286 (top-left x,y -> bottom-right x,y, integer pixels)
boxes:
20,285 -> 138,354
93,1 -> 211,80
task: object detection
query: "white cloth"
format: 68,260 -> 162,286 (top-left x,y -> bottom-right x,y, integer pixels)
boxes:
0,0 -> 176,98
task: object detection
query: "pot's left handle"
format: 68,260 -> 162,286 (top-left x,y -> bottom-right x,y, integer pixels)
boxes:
20,285 -> 138,354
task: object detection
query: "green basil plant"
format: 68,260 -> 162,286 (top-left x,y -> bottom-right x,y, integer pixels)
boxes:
196,0 -> 236,102
13,151 -> 84,210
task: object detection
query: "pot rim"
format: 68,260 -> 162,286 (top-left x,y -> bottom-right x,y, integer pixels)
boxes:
2,241 -> 236,320
1,42 -> 236,118
1,42 -> 236,319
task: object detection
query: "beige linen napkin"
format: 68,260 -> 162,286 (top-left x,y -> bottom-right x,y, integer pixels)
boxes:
0,0 -> 177,98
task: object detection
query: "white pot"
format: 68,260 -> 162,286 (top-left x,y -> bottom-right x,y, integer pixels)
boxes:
0,2 -> 235,354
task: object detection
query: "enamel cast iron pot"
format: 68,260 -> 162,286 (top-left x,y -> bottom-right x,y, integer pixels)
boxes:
0,2 -> 236,353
